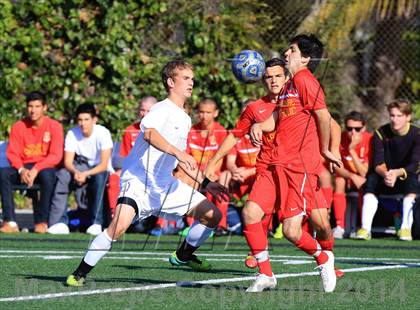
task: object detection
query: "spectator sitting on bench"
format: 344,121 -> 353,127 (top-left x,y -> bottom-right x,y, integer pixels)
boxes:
356,99 -> 420,241
0,91 -> 64,233
47,103 -> 113,235
332,111 -> 372,239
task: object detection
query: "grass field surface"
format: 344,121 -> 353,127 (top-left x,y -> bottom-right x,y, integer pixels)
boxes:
1,233 -> 420,309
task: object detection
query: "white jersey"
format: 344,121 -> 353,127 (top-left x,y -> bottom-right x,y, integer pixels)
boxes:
121,98 -> 191,188
65,124 -> 114,172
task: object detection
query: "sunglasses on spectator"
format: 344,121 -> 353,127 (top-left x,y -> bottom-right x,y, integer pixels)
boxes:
346,126 -> 363,132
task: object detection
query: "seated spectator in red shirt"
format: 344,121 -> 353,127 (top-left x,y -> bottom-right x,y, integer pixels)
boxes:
332,111 -> 372,239
185,98 -> 228,236
0,91 -> 64,233
356,99 -> 419,241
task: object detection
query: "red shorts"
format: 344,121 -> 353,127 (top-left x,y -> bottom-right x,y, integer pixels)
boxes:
274,166 -> 327,221
248,168 -> 278,214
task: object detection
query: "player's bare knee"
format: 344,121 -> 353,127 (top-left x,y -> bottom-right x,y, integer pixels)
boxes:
282,226 -> 298,242
282,221 -> 302,242
242,203 -> 263,225
106,204 -> 135,239
195,201 -> 221,228
208,207 -> 222,227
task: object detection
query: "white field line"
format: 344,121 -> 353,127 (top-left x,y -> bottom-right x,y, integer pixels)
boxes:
0,254 -> 313,264
0,264 -> 411,302
1,249 -> 420,263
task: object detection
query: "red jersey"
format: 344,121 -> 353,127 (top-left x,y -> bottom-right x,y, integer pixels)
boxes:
340,131 -> 372,173
120,122 -> 141,157
229,134 -> 260,168
272,68 -> 327,174
231,96 -> 276,171
6,116 -> 64,171
187,121 -> 227,171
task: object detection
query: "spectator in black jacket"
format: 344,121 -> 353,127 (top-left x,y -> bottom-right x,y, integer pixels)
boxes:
356,99 -> 419,241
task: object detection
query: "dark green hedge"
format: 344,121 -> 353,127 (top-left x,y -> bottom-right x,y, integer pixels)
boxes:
0,0 -> 271,140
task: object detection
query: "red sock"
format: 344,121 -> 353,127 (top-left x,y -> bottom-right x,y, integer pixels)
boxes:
107,173 -> 120,217
243,222 -> 272,276
215,199 -> 228,229
322,187 -> 333,208
261,214 -> 273,236
333,193 -> 346,228
315,252 -> 329,265
317,236 -> 334,252
295,230 -> 320,256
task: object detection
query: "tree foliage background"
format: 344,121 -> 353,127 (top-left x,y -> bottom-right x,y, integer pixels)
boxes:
0,0 -> 271,140
0,0 -> 419,141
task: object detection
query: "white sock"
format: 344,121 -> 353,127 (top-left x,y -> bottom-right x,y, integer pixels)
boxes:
361,194 -> 379,232
84,230 -> 114,266
186,221 -> 213,247
401,196 -> 415,230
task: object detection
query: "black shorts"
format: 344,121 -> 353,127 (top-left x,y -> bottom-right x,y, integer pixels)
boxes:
363,172 -> 419,195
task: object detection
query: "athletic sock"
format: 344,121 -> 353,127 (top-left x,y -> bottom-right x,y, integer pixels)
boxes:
176,240 -> 199,262
243,222 -> 272,276
75,230 -> 114,277
295,230 -> 328,265
361,194 -> 379,231
177,221 -> 213,261
401,196 -> 415,230
333,192 -> 347,228
73,260 -> 94,279
317,235 -> 334,252
261,214 -> 273,236
322,187 -> 333,208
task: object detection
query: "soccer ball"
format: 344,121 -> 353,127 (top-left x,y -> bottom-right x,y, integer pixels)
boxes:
231,50 -> 265,83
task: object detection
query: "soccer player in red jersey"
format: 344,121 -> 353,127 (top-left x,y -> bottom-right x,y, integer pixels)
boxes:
187,98 -> 227,172
226,133 -> 260,200
185,98 -> 228,234
332,111 -> 372,239
206,58 -> 288,290
251,35 -> 342,292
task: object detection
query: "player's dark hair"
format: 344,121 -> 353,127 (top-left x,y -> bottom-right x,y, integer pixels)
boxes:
264,57 -> 289,78
76,103 -> 97,118
25,91 -> 46,105
199,98 -> 219,110
289,34 -> 324,72
265,57 -> 286,69
387,98 -> 412,116
344,111 -> 366,126
161,59 -> 194,92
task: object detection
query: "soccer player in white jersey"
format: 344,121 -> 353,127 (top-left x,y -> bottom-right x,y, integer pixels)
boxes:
66,59 -> 228,287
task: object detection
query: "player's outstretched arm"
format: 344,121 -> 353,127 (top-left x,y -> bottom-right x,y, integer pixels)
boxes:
205,133 -> 239,180
144,128 -> 197,170
178,161 -> 229,202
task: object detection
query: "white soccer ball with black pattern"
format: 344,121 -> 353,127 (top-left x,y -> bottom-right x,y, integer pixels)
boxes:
231,50 -> 265,83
